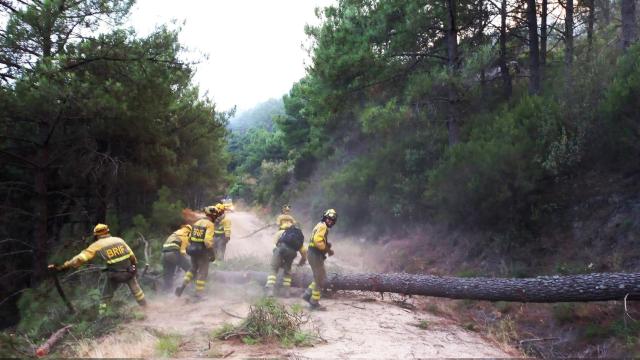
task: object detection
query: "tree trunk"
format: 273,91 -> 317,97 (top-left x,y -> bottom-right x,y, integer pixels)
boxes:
540,0 -> 548,68
565,0 -> 574,94
211,270 -> 640,302
587,0 -> 595,59
446,0 -> 460,145
526,0 -> 541,94
599,0 -> 610,25
621,0 -> 637,50
499,0 -> 512,99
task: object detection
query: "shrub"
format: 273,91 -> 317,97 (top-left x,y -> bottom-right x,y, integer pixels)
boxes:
213,298 -> 317,347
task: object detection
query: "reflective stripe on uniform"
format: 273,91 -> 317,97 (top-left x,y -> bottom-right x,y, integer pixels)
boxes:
189,238 -> 204,242
282,276 -> 292,287
266,275 -> 276,286
163,243 -> 180,250
106,253 -> 131,264
184,271 -> 193,282
311,290 -> 321,300
308,281 -> 316,290
195,280 -> 206,291
134,289 -> 145,301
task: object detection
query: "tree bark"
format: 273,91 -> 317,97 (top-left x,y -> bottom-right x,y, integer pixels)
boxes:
499,0 -> 513,99
587,0 -> 595,59
621,0 -> 637,50
565,0 -> 574,94
446,0 -> 460,145
526,0 -> 541,94
211,270 -> 640,302
540,0 -> 548,68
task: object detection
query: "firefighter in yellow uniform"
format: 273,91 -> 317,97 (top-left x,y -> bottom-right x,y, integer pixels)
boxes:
302,209 -> 337,309
265,205 -> 306,297
175,204 -> 225,299
49,224 -> 146,314
213,212 -> 231,261
161,224 -> 192,291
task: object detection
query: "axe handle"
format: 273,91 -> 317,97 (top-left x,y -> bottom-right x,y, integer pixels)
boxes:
53,272 -> 75,314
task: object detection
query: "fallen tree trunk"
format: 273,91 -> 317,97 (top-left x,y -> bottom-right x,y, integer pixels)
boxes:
211,270 -> 640,302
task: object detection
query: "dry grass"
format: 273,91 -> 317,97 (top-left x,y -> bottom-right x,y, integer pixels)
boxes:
68,328 -> 157,358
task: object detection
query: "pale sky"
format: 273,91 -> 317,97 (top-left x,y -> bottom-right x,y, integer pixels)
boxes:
129,0 -> 336,112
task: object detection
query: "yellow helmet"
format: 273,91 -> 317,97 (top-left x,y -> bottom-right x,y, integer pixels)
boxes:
204,204 -> 226,217
214,203 -> 226,213
93,223 -> 110,236
322,209 -> 337,223
282,204 -> 291,213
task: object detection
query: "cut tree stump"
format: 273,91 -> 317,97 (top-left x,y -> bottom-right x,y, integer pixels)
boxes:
211,270 -> 640,302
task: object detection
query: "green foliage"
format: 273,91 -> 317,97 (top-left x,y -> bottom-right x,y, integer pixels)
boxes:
426,96 -> 576,229
150,187 -> 186,233
214,298 -> 318,347
155,333 -> 182,358
598,43 -> 640,168
414,320 -> 430,330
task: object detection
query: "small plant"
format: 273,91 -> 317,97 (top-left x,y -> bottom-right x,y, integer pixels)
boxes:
155,333 -> 182,358
213,297 -> 318,347
463,322 -> 476,331
414,320 -> 429,330
488,316 -> 517,344
552,303 -> 577,324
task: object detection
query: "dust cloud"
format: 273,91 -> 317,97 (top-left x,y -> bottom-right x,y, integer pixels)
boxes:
65,210 -> 515,358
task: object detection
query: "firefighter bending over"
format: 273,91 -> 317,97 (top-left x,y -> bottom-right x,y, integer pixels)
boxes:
265,204 -> 306,297
161,224 -> 192,291
175,204 -> 225,300
49,224 -> 146,314
302,209 -> 337,309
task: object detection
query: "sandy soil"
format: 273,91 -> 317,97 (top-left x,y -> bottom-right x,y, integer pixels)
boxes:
67,211 -> 516,359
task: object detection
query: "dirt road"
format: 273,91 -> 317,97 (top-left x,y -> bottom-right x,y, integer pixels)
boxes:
67,211 -> 516,358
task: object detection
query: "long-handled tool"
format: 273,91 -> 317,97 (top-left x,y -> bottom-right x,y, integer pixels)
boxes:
238,223 -> 276,239
51,268 -> 75,314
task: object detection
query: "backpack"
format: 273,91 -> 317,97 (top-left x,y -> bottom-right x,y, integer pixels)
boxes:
278,226 -> 304,251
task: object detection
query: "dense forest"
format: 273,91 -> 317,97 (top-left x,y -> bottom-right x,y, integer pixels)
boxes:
0,0 -> 230,327
230,0 -> 639,238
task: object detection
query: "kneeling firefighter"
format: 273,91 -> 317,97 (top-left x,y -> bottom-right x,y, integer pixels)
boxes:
175,204 -> 225,299
49,224 -> 146,314
302,209 -> 337,309
265,205 -> 306,297
161,224 -> 192,291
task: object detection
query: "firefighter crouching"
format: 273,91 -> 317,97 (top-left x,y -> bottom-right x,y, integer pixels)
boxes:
49,224 -> 146,314
265,204 -> 306,297
175,204 -> 225,299
302,209 -> 337,309
213,210 -> 231,261
161,224 -> 192,291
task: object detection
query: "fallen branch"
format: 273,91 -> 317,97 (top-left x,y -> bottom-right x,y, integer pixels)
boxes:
518,337 -> 559,345
220,307 -> 244,319
35,325 -> 72,357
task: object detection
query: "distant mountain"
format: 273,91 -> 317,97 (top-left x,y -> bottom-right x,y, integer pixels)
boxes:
229,98 -> 284,133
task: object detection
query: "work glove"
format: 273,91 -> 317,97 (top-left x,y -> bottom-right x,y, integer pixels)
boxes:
127,264 -> 137,275
327,249 -> 335,257
48,264 -> 62,272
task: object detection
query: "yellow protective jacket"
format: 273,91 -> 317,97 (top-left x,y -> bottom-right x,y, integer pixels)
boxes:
276,214 -> 296,230
214,215 -> 231,239
61,235 -> 137,270
189,217 -> 215,249
308,222 -> 329,253
163,226 -> 191,255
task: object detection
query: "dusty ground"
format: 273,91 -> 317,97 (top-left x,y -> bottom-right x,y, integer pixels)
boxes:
67,211 -> 517,359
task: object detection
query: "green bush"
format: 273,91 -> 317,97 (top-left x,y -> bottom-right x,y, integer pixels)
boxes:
598,43 -> 640,169
426,96 -> 573,230
213,298 -> 317,347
